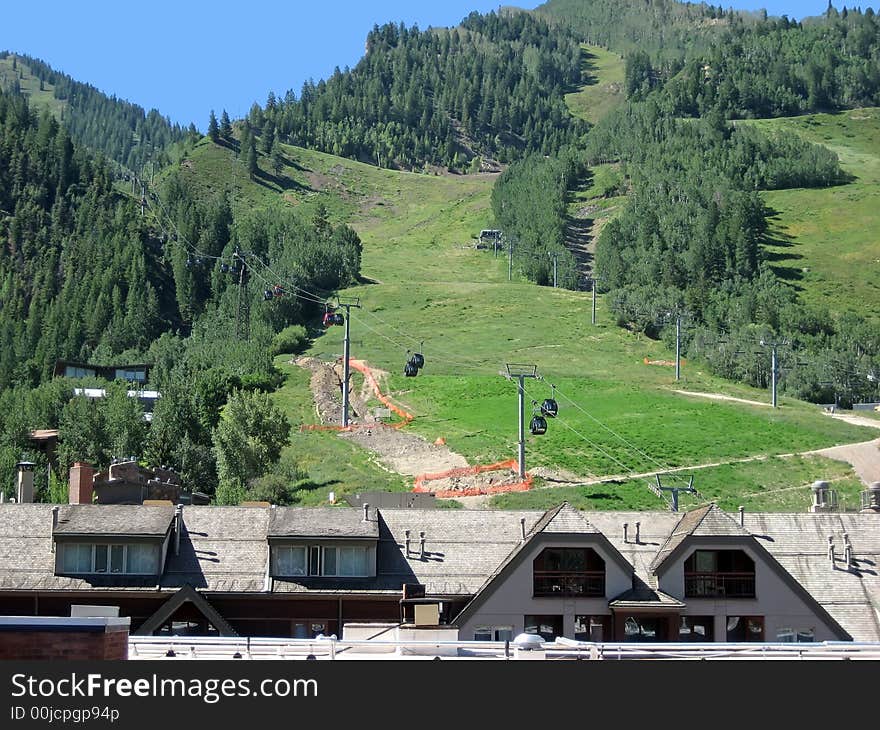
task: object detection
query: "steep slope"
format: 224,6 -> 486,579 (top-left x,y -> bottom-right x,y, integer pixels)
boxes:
172,133 -> 877,510
0,52 -> 188,172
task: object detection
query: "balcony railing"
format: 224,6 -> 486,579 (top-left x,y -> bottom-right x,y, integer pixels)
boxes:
685,572 -> 756,598
534,571 -> 605,597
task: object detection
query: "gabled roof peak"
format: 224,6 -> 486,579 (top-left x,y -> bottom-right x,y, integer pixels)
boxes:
530,502 -> 599,536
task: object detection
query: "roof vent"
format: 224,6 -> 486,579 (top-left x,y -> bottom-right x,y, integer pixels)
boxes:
810,481 -> 837,513
623,522 -> 629,543
738,506 -> 745,527
174,505 -> 183,556
843,533 -> 854,569
419,531 -> 426,559
404,529 -> 411,556
859,482 -> 880,513
362,503 -> 370,522
828,536 -> 835,566
519,517 -> 526,543
634,521 -> 641,544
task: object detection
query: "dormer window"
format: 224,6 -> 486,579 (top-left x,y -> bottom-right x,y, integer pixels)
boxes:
58,542 -> 160,575
685,550 -> 755,598
533,547 -> 605,597
273,544 -> 371,577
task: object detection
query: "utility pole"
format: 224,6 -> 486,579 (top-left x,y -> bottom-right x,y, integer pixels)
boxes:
587,275 -> 604,325
508,238 -> 514,282
336,297 -> 362,427
505,364 -> 539,479
675,315 -> 682,381
548,252 -> 558,288
759,338 -> 787,408
233,249 -> 251,342
655,474 -> 699,513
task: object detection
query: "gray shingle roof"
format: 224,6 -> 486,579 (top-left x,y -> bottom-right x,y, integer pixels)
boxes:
163,506 -> 269,593
650,503 -> 748,573
268,506 -> 379,539
377,508 -> 545,595
53,504 -> 175,537
1,503 -> 880,640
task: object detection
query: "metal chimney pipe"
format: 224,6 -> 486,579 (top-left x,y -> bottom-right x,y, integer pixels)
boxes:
738,506 -> 745,527
634,522 -> 640,544
174,505 -> 182,556
419,531 -> 426,559
519,517 -> 526,543
623,523 -> 629,543
828,536 -> 835,565
404,529 -> 411,556
362,503 -> 370,522
51,506 -> 60,552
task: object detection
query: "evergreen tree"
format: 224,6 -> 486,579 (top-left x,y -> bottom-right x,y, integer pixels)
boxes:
220,110 -> 232,139
208,110 -> 219,143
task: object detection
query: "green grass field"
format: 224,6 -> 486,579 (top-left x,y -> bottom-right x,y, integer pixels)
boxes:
742,108 -> 880,322
564,45 -> 626,125
0,57 -> 66,119
490,455 -> 863,512
179,125 -> 878,511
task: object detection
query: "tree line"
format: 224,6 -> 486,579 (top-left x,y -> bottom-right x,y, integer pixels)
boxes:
0,87 -> 362,505
248,12 -> 587,171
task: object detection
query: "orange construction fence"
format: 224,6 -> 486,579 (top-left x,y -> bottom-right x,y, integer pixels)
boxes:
299,358 -> 414,432
412,458 -> 534,498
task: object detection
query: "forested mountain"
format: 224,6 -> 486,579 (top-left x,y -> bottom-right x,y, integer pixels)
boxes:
0,87 -> 361,502
253,12 -> 587,171
536,0 -> 741,58
0,51 -> 189,172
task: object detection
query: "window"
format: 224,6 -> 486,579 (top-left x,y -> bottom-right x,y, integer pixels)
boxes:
533,547 -> 605,597
777,628 -> 795,642
115,369 -> 146,382
726,616 -> 764,642
59,543 -> 158,575
680,616 -> 714,642
474,626 -> 514,642
685,550 -> 756,598
524,615 -> 563,642
273,545 -> 370,577
623,616 -> 666,642
65,366 -> 95,379
797,630 -> 815,643
275,546 -> 307,576
575,615 -> 608,642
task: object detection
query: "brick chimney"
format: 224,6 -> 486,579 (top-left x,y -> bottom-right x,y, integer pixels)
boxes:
69,462 -> 95,505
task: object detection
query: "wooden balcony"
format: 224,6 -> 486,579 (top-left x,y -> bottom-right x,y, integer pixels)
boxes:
533,571 -> 605,597
685,572 -> 756,598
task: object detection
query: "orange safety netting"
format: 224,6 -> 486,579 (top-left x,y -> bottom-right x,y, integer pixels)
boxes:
299,358 -> 414,432
412,458 -> 534,498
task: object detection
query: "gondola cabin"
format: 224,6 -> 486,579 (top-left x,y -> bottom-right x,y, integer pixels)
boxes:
541,399 -> 558,418
404,361 -> 419,377
411,353 -> 425,370
530,415 -> 548,435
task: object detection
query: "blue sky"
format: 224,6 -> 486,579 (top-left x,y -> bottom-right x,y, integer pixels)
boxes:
0,1 -> 852,130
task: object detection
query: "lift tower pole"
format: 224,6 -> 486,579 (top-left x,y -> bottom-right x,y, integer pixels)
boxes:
505,364 -> 539,480
759,338 -> 787,408
337,297 -> 362,427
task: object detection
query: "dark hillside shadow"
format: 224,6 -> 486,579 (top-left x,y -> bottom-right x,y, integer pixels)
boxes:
762,206 -> 804,290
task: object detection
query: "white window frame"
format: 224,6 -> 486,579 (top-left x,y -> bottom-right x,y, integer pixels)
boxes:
60,542 -> 158,575
274,544 -> 370,577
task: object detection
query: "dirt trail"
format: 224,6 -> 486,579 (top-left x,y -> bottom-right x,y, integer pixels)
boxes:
294,357 -> 468,477
673,390 -> 771,408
